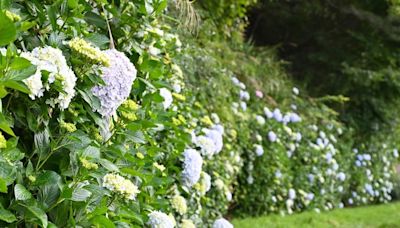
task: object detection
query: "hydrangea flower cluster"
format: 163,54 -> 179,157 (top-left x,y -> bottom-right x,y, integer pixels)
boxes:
102,173 -> 140,200
21,46 -> 77,109
181,219 -> 196,228
212,218 -> 233,228
160,88 -> 173,109
92,49 -> 137,117
171,195 -> 187,215
182,149 -> 203,187
147,211 -> 175,228
68,38 -> 110,66
194,124 -> 224,157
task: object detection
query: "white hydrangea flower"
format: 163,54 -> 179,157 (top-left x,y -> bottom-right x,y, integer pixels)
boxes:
171,195 -> 187,215
247,175 -> 254,184
255,115 -> 265,125
205,128 -> 223,153
212,218 -> 233,228
21,46 -> 77,109
0,48 -> 6,55
337,172 -> 346,181
147,211 -> 175,228
199,172 -> 212,194
288,189 -> 296,199
293,87 -> 299,95
226,190 -> 232,201
182,149 -> 203,187
23,70 -> 44,99
211,113 -> 220,123
195,135 -> 217,157
254,144 -> 264,156
92,49 -> 137,117
181,219 -> 196,228
103,173 -> 140,200
239,90 -> 250,101
160,88 -> 173,109
264,107 -> 273,118
214,179 -> 225,190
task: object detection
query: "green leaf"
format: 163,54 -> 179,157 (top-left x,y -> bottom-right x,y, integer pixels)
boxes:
78,88 -> 101,111
126,130 -> 146,144
0,112 -> 15,136
71,188 -> 91,202
99,159 -> 119,172
46,5 -> 57,32
90,215 -> 115,228
14,184 -> 32,201
0,86 -> 8,99
9,57 -> 32,70
82,145 -> 100,158
0,11 -> 16,46
86,34 -> 110,49
4,64 -> 36,81
20,204 -> 48,228
0,178 -> 7,193
0,203 -> 16,223
84,12 -> 106,29
67,0 -> 78,8
35,171 -> 61,187
3,80 -> 30,94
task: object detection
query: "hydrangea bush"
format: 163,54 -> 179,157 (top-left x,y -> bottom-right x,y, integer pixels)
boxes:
0,0 -> 397,227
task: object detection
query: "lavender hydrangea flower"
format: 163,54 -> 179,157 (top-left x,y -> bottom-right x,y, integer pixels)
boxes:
264,107 -> 273,118
268,131 -> 277,142
337,172 -> 346,181
182,149 -> 203,187
273,108 -> 283,122
254,144 -> 264,156
92,49 -> 137,117
147,211 -> 175,228
213,218 -> 233,228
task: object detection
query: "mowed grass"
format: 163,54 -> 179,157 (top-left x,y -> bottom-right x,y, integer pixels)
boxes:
232,202 -> 400,228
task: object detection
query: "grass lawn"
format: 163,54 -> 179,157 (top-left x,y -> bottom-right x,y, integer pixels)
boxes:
232,202 -> 400,228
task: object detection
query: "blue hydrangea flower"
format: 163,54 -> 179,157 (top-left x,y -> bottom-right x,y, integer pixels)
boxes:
92,49 -> 137,117
182,149 -> 203,187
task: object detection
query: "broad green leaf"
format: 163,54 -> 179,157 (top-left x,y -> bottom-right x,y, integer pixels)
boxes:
20,204 -> 48,228
82,145 -> 100,158
35,171 -> 61,187
0,11 -> 16,46
4,64 -> 36,81
14,184 -> 32,200
84,12 -> 107,29
99,159 -> 119,172
78,88 -> 101,111
0,178 -> 7,193
71,188 -> 91,202
126,130 -> 146,144
0,203 -> 16,223
67,0 -> 78,8
0,85 -> 8,98
90,215 -> 115,228
3,80 -> 30,94
86,34 -> 110,49
46,5 -> 57,31
0,112 -> 15,136
9,57 -> 31,70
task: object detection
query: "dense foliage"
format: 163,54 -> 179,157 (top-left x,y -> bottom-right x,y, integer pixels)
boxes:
0,0 -> 398,227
